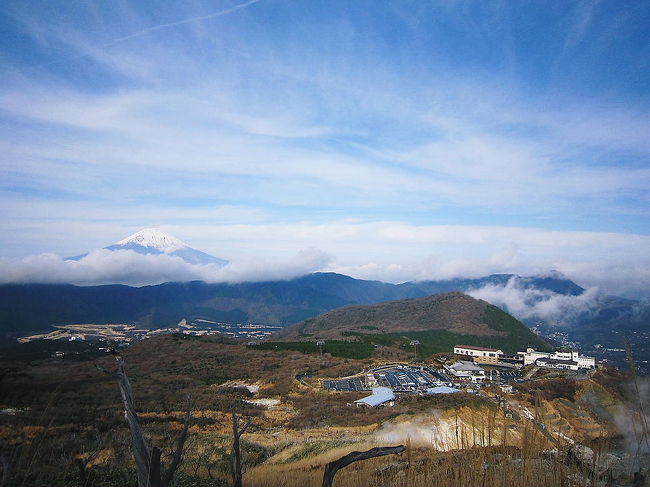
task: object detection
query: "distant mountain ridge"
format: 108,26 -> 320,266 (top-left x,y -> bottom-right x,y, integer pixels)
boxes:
67,228 -> 228,266
0,271 -> 608,333
2,271 -> 645,370
0,271 -> 645,341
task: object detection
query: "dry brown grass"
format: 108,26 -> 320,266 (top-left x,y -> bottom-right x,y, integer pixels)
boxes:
247,443 -> 577,487
0,335 -> 627,486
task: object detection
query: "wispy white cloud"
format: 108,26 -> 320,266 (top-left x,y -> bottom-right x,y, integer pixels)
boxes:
1,79 -> 646,217
0,1 -> 647,297
111,0 -> 263,44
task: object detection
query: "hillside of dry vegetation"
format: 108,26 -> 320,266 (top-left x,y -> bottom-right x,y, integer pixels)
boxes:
0,334 -> 639,486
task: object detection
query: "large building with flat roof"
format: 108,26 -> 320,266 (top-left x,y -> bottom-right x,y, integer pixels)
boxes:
454,344 -> 502,364
518,348 -> 595,369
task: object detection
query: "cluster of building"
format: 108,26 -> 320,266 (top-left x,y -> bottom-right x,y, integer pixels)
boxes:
328,344 -> 597,409
453,345 -> 596,371
325,365 -> 461,408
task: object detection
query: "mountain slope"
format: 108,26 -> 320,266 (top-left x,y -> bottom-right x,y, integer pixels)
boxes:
0,278 -> 352,334
276,292 -> 550,353
279,292 -> 500,338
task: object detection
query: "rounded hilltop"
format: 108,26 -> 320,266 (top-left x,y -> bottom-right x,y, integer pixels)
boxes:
275,291 -> 550,354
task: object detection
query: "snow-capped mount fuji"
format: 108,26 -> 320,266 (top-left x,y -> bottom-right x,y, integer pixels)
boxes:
68,228 -> 228,266
112,228 -> 188,253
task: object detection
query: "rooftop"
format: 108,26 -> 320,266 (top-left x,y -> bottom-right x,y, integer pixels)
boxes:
426,386 -> 460,394
354,387 -> 395,407
455,344 -> 501,352
450,360 -> 484,372
536,357 -> 578,366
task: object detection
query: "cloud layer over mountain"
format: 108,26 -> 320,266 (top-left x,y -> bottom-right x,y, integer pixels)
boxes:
0,248 -> 333,287
467,277 -> 601,325
1,223 -> 648,303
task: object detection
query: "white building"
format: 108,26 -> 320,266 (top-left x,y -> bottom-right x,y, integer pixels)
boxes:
454,345 -> 503,364
518,348 -> 552,366
448,361 -> 486,383
535,357 -> 579,370
354,387 -> 395,407
518,348 -> 595,369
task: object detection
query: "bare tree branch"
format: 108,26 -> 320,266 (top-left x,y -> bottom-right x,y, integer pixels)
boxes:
237,419 -> 251,438
162,396 -> 192,486
109,357 -> 192,487
230,413 -> 251,487
94,363 -> 117,377
322,445 -> 406,487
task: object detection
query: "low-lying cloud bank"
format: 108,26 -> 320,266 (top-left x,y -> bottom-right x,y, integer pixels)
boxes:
1,248 -> 648,318
467,276 -> 602,326
4,222 -> 649,299
0,248 -> 333,287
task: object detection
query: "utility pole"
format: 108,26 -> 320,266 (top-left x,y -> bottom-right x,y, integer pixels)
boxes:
317,340 -> 325,355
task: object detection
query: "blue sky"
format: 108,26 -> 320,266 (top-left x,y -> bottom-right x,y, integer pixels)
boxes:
0,0 -> 648,295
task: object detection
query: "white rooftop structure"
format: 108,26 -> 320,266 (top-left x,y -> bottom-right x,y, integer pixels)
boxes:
448,360 -> 486,383
354,387 -> 395,407
426,386 -> 460,394
450,360 -> 484,372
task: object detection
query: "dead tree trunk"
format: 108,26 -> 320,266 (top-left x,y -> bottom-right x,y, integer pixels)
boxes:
100,357 -> 192,487
230,413 -> 251,487
115,357 -> 153,487
322,445 -> 405,487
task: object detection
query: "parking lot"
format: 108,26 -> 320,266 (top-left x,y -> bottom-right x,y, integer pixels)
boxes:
322,363 -> 526,397
322,378 -> 365,392
375,367 -> 443,391
322,366 -> 446,393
